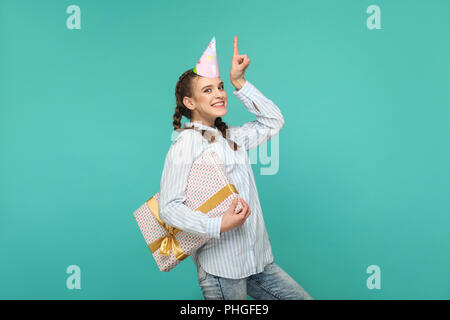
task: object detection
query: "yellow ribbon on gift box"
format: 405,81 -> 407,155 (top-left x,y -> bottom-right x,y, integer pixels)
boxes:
146,183 -> 239,261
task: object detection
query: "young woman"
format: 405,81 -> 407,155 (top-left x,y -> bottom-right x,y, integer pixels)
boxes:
158,36 -> 313,300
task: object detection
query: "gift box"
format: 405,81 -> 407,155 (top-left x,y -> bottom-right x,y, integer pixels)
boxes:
133,150 -> 243,272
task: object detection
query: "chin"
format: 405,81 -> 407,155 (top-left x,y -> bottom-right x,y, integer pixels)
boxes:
216,108 -> 227,118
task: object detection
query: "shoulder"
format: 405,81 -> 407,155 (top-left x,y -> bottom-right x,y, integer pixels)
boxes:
171,128 -> 203,146
166,129 -> 203,160
226,125 -> 241,132
224,125 -> 245,138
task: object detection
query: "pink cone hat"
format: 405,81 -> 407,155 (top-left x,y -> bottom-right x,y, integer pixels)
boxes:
193,36 -> 220,78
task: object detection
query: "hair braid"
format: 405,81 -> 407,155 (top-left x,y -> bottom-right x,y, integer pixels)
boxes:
215,117 -> 238,151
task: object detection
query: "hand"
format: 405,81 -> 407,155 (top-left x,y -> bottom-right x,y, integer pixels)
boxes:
230,35 -> 250,90
220,197 -> 251,234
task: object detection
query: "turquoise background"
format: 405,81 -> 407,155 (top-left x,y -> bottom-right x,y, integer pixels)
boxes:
1,0 -> 449,299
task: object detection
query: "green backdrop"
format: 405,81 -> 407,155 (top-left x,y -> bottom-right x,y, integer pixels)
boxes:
1,0 -> 449,299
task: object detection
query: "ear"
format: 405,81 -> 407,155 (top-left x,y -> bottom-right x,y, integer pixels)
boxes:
183,96 -> 195,111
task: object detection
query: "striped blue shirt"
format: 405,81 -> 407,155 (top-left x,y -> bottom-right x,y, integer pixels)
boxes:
158,79 -> 285,279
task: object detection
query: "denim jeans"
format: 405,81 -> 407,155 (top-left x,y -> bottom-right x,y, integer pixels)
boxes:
197,261 -> 313,300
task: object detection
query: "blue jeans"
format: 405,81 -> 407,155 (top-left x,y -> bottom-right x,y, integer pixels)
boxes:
197,261 -> 313,300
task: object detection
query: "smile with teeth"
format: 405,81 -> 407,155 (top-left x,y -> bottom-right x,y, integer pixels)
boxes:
212,101 -> 225,108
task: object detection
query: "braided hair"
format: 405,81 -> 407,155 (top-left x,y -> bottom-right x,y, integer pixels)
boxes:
173,68 -> 238,151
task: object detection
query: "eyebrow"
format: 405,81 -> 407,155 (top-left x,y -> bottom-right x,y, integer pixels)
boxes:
201,82 -> 224,90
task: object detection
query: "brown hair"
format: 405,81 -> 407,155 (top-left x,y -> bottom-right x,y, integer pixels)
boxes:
173,68 -> 239,151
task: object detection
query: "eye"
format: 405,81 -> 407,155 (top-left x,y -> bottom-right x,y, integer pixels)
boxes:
204,85 -> 224,93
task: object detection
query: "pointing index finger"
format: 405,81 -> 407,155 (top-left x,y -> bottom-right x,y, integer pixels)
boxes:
233,35 -> 239,56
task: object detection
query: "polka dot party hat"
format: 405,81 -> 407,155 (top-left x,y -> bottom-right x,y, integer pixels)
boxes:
193,36 -> 220,78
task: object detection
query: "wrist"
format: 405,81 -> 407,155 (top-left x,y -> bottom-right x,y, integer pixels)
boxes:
219,215 -> 229,234
231,78 -> 246,91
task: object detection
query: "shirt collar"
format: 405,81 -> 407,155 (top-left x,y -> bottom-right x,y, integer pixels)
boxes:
184,120 -> 219,133
182,120 -> 241,150
182,120 -> 223,143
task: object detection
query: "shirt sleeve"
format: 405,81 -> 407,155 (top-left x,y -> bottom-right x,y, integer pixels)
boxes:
158,130 -> 222,239
227,80 -> 285,151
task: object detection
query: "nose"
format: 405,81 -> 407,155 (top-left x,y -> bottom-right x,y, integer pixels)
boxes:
214,88 -> 225,99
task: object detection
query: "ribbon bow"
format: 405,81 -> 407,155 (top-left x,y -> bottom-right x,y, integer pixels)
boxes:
146,183 -> 238,261
147,197 -> 188,261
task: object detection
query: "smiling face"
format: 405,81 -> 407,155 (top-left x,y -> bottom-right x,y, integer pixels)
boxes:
183,76 -> 227,127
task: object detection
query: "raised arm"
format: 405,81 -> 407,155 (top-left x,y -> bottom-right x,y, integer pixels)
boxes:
158,130 -> 222,239
228,36 -> 285,151
227,79 -> 285,151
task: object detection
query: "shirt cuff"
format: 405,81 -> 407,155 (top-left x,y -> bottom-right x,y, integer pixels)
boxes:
233,79 -> 253,98
233,80 -> 261,112
207,216 -> 222,239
